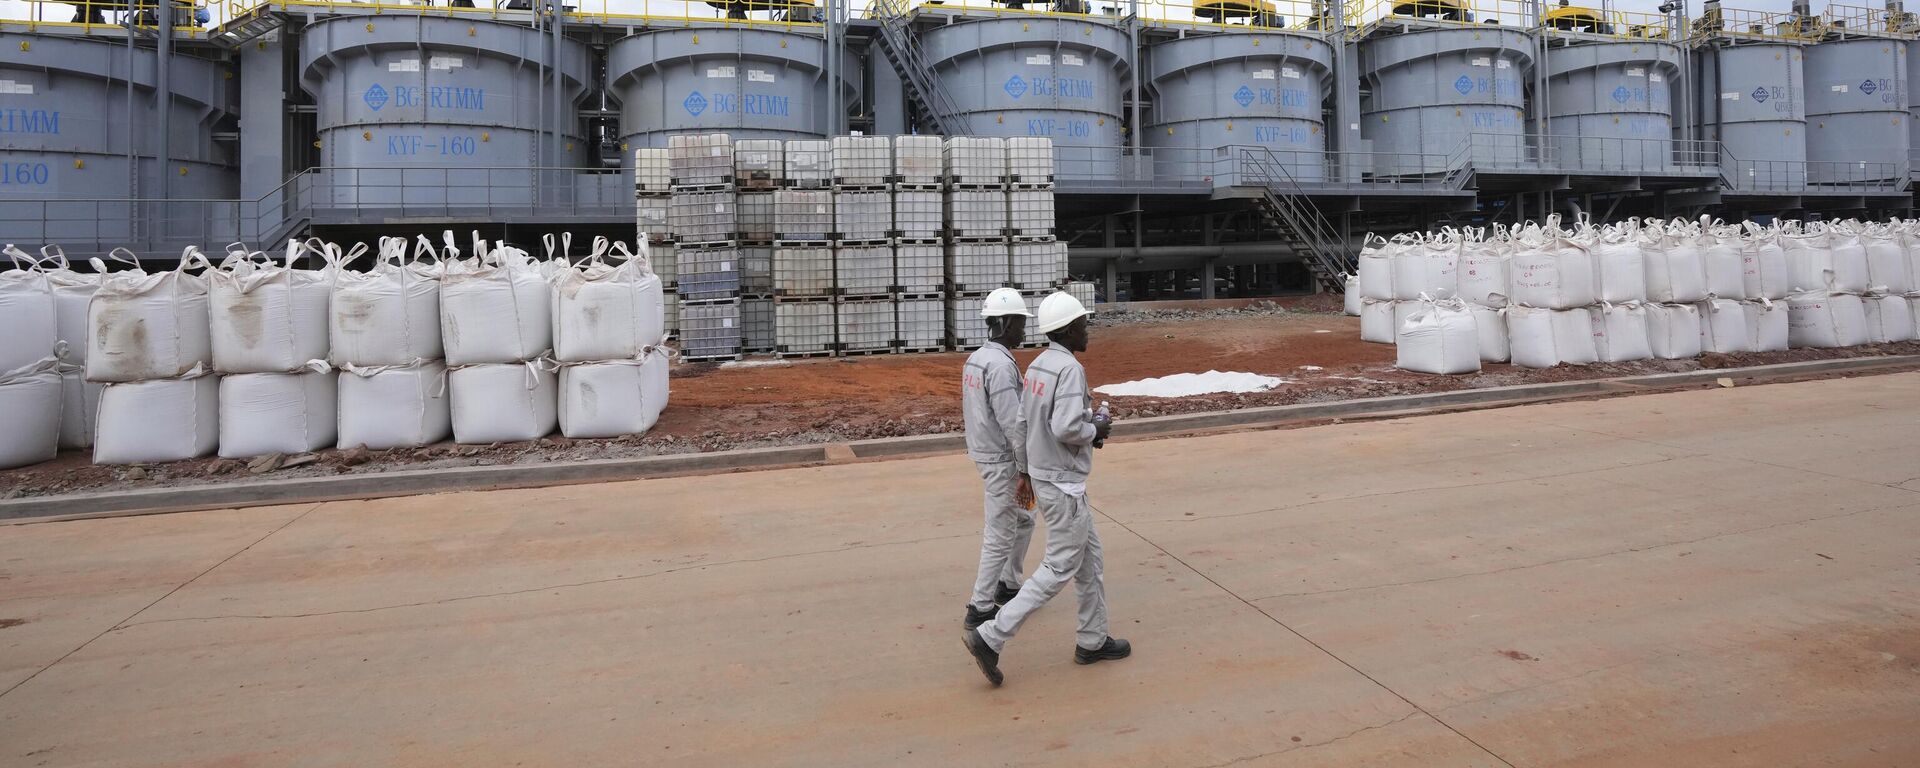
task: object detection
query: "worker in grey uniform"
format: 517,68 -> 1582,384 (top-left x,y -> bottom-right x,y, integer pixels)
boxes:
964,291 -> 1129,687
961,288 -> 1039,631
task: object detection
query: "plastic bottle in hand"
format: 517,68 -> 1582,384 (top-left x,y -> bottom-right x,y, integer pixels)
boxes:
1092,401 -> 1112,448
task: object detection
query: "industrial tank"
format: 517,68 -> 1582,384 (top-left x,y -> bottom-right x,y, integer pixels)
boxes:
1543,40 -> 1683,172
1803,38 -> 1906,184
1146,30 -> 1334,183
1702,43 -> 1806,189
920,17 -> 1131,181
300,16 -> 591,207
1360,25 -> 1536,174
609,27 -> 857,150
0,34 -> 236,200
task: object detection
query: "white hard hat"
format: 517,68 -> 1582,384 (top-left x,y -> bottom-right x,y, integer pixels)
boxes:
980,287 -> 1033,318
1035,291 -> 1090,334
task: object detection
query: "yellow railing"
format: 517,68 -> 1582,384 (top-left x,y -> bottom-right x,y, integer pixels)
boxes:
4,0 -> 210,33
1821,2 -> 1917,37
1689,5 -> 1821,42
1346,0 -> 1539,34
196,0 -> 827,30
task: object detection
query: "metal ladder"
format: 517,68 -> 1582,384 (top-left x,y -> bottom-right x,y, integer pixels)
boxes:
1239,148 -> 1353,293
867,0 -> 969,135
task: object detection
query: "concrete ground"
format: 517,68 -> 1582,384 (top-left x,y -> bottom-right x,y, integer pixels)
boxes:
3,374 -> 1918,768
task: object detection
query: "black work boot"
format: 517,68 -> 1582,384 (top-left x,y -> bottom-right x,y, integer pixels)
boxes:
994,582 -> 1021,605
963,603 -> 999,631
963,628 -> 1004,687
1074,636 -> 1132,665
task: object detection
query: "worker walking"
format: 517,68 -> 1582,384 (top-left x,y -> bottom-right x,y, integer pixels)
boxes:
961,288 -> 1039,632
964,291 -> 1128,687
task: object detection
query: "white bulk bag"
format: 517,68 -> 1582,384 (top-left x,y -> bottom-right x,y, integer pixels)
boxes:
1701,232 -> 1748,300
1590,236 -> 1647,304
85,248 -> 213,383
0,248 -> 62,374
93,365 -> 220,465
1739,225 -> 1792,300
1742,299 -> 1789,353
1697,298 -> 1751,354
1392,234 -> 1458,301
1645,303 -> 1703,360
1862,294 -> 1915,343
557,352 -> 671,439
46,258 -> 99,366
441,245 -> 553,365
329,237 -> 444,367
209,241 -> 335,374
1342,274 -> 1362,316
1591,303 -> 1652,363
1860,227 -> 1914,295
58,365 -> 103,450
1782,229 -> 1837,293
1910,296 -> 1920,340
1787,292 -> 1869,348
552,239 -> 667,363
449,361 -> 559,444
1455,238 -> 1510,307
1905,228 -> 1920,293
1642,231 -> 1709,304
1356,235 -> 1400,301
1359,299 -> 1397,344
1395,301 -> 1480,374
1551,308 -> 1599,366
0,358 -> 63,469
337,360 -> 451,450
218,364 -> 338,459
1825,228 -> 1872,294
1505,306 -> 1559,368
1510,230 -> 1597,309
1469,303 -> 1509,363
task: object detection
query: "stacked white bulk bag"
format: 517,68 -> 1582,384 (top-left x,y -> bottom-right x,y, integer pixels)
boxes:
209,241 -> 334,373
219,361 -> 338,458
1742,298 -> 1790,353
1739,222 -> 1792,300
1699,220 -> 1749,300
0,358 -> 62,469
1359,298 -> 1398,344
1393,230 -> 1459,300
1505,306 -> 1559,369
1342,274 -> 1362,316
1823,224 -> 1872,294
336,360 -> 451,450
1697,298 -> 1751,354
1455,230 -> 1510,307
1644,302 -> 1703,360
1355,234 -> 1401,302
441,235 -> 560,444
94,364 -> 220,465
0,247 -> 59,374
1510,221 -> 1597,310
85,248 -> 220,464
1787,291 -> 1870,348
1861,293 -> 1915,343
331,236 -> 449,450
450,360 -> 559,444
1591,302 -> 1652,363
1641,222 -> 1709,305
1588,222 -> 1647,304
1859,223 -> 1914,296
1550,307 -> 1599,366
57,365 -> 103,452
35,248 -> 104,451
553,238 -> 672,439
1395,300 -> 1479,374
1469,302 -> 1510,363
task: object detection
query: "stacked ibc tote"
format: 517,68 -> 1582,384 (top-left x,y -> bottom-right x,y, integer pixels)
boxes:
773,140 -> 838,356
945,137 -> 1071,349
833,136 -> 899,355
634,148 -> 676,338
736,140 -> 781,353
669,135 -> 744,362
895,136 -> 948,353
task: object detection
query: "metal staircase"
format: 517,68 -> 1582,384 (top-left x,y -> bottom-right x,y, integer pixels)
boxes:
1238,148 -> 1353,293
867,0 -> 969,135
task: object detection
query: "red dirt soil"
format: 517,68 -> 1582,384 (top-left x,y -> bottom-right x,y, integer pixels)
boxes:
6,294 -> 1918,502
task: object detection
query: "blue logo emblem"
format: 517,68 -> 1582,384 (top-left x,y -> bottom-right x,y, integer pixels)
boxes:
1233,85 -> 1255,108
1751,86 -> 1769,103
1004,75 -> 1028,99
363,84 -> 388,112
1454,75 -> 1474,95
1860,78 -> 1878,94
683,92 -> 707,116
1611,85 -> 1631,104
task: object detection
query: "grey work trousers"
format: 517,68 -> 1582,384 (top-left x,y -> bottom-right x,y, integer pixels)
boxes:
969,461 -> 1036,611
978,479 -> 1108,653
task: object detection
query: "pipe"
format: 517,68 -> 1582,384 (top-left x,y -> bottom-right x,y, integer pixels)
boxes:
1070,242 -> 1309,259
552,3 -> 563,175
1128,0 -> 1139,153
157,0 -> 171,208
124,0 -> 136,201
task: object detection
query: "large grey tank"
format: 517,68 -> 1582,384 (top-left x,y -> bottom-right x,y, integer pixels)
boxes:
1146,30 -> 1334,183
1702,43 -> 1806,189
0,33 -> 236,200
1543,40 -> 1682,172
1360,25 -> 1535,174
1910,38 -> 1920,175
1803,38 -> 1906,185
920,17 -> 1131,181
609,27 -> 856,150
300,16 -> 590,207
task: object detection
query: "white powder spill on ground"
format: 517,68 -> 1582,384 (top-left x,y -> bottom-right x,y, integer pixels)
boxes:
719,359 -> 792,369
1298,365 -> 1324,371
1094,371 -> 1289,398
